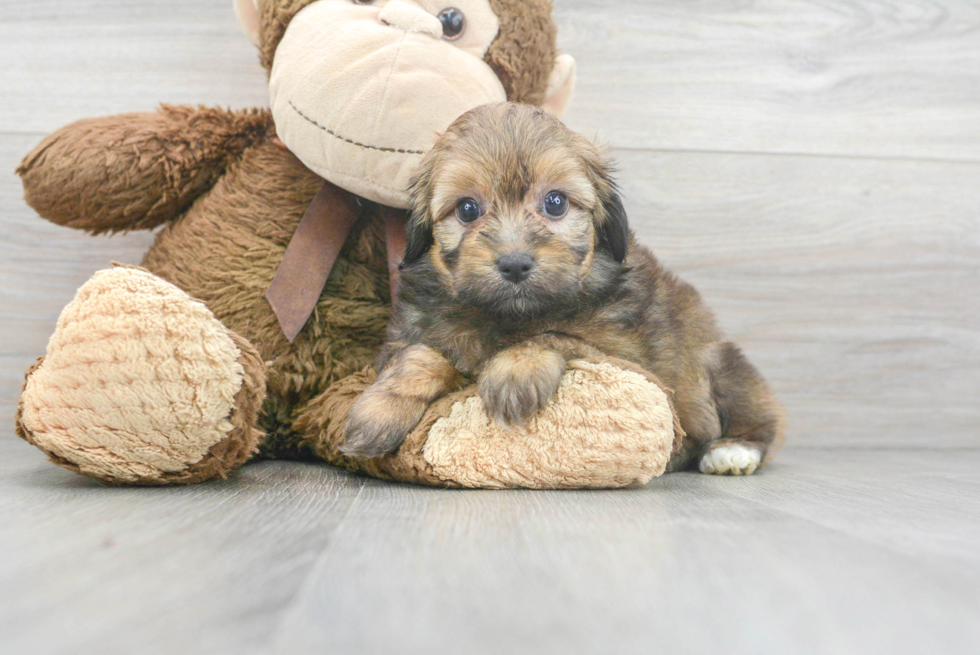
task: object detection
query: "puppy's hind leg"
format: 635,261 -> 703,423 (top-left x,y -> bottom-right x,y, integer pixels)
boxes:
699,342 -> 785,476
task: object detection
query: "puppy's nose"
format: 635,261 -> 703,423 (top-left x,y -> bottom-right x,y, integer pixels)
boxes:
496,253 -> 536,284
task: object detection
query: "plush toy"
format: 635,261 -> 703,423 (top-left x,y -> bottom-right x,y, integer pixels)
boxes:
14,0 -> 682,489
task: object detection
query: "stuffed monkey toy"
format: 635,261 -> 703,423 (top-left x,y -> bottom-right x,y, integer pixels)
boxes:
14,0 -> 681,489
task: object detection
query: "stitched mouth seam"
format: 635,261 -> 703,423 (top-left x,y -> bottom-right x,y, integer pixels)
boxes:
289,101 -> 425,155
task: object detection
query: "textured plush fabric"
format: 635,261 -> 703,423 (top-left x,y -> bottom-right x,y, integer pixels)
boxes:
137,134 -> 394,442
486,0 -> 558,106
17,105 -> 394,463
421,361 -> 677,489
16,106 -> 269,235
294,358 -> 681,489
15,267 -> 266,484
269,1 -> 507,207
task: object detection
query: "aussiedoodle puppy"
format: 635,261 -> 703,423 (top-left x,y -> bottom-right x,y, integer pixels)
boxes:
343,102 -> 785,475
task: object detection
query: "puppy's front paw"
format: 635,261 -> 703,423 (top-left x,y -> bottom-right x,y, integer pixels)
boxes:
341,391 -> 426,459
479,347 -> 565,427
699,443 -> 762,476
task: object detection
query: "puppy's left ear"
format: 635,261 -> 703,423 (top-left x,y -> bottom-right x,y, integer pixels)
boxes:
400,215 -> 434,268
402,164 -> 437,267
583,143 -> 630,263
598,189 -> 629,263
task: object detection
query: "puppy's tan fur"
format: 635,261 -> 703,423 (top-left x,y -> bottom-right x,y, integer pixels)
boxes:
344,103 -> 785,474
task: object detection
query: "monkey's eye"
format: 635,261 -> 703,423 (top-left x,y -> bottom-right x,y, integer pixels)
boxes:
438,8 -> 466,40
455,198 -> 482,223
543,191 -> 569,219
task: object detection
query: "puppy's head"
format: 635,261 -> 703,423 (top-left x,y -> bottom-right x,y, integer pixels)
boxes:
403,102 -> 628,317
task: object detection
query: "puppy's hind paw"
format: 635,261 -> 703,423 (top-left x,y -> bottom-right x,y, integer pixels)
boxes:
699,444 -> 761,476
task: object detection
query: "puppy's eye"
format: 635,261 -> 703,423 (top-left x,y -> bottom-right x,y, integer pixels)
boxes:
543,191 -> 569,219
455,198 -> 482,223
438,8 -> 466,40
352,0 -> 376,4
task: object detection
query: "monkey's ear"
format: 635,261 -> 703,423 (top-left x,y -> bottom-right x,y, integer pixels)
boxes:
400,216 -> 434,268
598,191 -> 629,263
234,0 -> 261,46
541,54 -> 577,119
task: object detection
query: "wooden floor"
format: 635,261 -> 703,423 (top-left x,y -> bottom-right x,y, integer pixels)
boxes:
2,438 -> 979,655
1,1 -> 978,653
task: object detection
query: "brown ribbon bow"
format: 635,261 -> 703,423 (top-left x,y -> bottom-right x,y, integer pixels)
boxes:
266,180 -> 408,342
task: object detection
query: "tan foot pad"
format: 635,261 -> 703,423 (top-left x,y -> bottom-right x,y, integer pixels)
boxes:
16,266 -> 264,484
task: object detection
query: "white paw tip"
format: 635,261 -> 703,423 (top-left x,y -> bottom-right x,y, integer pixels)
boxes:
699,444 -> 761,476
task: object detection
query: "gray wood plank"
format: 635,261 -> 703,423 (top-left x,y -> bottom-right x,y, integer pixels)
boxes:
617,149 -> 980,447
719,449 -> 980,563
273,449 -> 980,655
3,1 -> 979,162
555,0 -> 980,161
0,1 -> 269,134
0,436 -> 367,655
3,445 -> 979,655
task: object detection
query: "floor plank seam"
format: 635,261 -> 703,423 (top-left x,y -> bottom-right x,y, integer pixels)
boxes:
714,478 -> 974,566
269,477 -> 368,650
607,144 -> 980,166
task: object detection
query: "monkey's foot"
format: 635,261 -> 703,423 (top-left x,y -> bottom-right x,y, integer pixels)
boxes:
16,266 -> 266,485
299,358 -> 683,489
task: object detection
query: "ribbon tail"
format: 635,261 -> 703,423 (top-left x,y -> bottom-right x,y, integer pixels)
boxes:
266,181 -> 362,342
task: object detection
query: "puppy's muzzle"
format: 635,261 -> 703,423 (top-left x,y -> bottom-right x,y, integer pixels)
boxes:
496,253 -> 536,284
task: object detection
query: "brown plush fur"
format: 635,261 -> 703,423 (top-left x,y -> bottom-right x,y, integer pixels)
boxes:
485,0 -> 558,105
16,1 -> 563,479
343,104 -> 785,469
138,134 -> 394,455
17,106 -> 270,234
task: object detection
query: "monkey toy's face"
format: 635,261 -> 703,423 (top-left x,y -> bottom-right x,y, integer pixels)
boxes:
232,0 -> 575,209
403,103 -> 629,319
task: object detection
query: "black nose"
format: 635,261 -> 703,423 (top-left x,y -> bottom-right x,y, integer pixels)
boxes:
496,253 -> 536,284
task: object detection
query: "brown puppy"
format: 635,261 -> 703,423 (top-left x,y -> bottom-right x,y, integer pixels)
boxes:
343,103 -> 785,475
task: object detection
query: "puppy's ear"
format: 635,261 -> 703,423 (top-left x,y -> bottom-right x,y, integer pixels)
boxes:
402,160 -> 438,268
400,215 -> 434,268
582,141 -> 630,263
597,189 -> 629,263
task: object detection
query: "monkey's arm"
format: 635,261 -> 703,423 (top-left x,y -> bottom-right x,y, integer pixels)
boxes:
17,105 -> 271,234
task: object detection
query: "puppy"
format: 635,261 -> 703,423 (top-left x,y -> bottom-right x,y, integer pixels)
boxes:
343,103 -> 784,475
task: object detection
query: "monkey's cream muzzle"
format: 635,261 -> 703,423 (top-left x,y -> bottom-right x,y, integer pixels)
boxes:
270,1 -> 507,209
